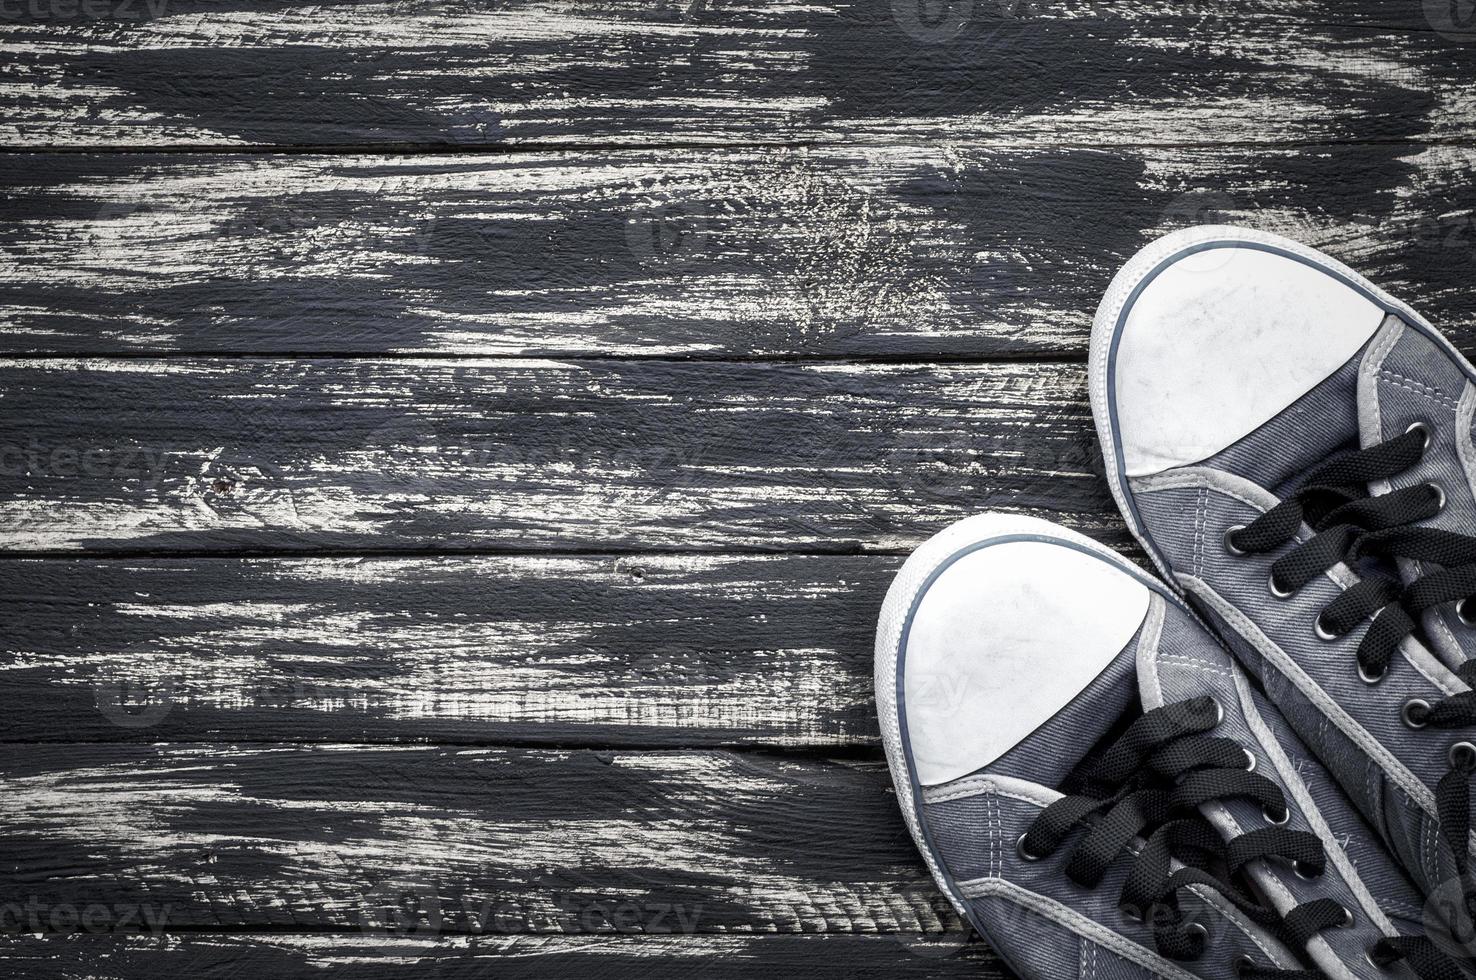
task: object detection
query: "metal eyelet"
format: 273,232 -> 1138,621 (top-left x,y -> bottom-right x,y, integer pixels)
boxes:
1458,597 -> 1476,627
1224,525 -> 1248,556
1427,482 -> 1446,512
1208,697 -> 1224,727
1242,749 -> 1256,773
1365,947 -> 1392,971
1263,804 -> 1291,826
1183,921 -> 1208,947
1269,573 -> 1294,599
1407,420 -> 1432,450
1121,903 -> 1144,924
1293,860 -> 1321,880
1449,742 -> 1476,770
1016,833 -> 1044,861
1314,612 -> 1338,641
1337,905 -> 1354,928
1402,699 -> 1431,730
1358,661 -> 1387,685
1235,954 -> 1258,977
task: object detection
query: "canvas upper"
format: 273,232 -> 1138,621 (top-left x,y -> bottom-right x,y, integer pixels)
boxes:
875,514 -> 1447,979
1090,225 -> 1476,959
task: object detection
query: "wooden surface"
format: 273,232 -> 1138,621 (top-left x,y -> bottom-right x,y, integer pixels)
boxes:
6,144 -> 1476,359
3,1 -> 1475,977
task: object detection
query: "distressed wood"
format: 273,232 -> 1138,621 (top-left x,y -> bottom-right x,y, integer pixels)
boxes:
12,5 -> 1474,980
0,553 -> 908,747
0,357 -> 1114,554
2,0 -> 1474,149
4,144 -> 1476,357
0,744 -> 968,934
0,934 -> 1004,979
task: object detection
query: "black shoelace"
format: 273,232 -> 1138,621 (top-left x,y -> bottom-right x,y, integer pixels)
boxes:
1019,697 -> 1464,979
1224,425 -> 1476,892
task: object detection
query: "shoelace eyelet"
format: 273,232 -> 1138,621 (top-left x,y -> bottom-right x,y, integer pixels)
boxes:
1313,613 -> 1338,642
1120,903 -> 1144,925
1293,860 -> 1321,880
1427,481 -> 1446,512
1234,954 -> 1257,977
1015,833 -> 1045,862
1182,921 -> 1208,955
1458,597 -> 1476,628
1407,420 -> 1432,450
1268,573 -> 1294,599
1337,905 -> 1354,928
1223,525 -> 1248,557
1262,804 -> 1290,826
1358,661 -> 1387,685
1364,946 -> 1393,971
1402,699 -> 1431,729
1449,742 -> 1476,769
1242,749 -> 1256,773
1357,950 -> 1393,974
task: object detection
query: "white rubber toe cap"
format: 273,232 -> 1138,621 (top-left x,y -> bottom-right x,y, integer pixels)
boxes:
879,515 -> 1151,787
1097,226 -> 1387,478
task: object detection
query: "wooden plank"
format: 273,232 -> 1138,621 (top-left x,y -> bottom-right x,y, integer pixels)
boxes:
4,144 -> 1476,357
1,0 -> 1472,149
0,744 -> 969,934
0,553 -> 905,747
0,357 -> 1117,554
0,934 -> 1005,979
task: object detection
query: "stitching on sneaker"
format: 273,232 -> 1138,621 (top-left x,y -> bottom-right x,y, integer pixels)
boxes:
1153,653 -> 1234,681
1143,467 -> 1466,698
989,792 -> 1000,880
955,877 -> 1256,980
1378,367 -> 1460,411
1180,574 -> 1439,814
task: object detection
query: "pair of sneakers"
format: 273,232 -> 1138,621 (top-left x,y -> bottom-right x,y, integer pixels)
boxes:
878,226 -> 1476,980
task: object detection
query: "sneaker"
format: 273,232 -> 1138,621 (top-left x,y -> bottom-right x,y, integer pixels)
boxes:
1090,226 -> 1476,921
875,514 -> 1452,978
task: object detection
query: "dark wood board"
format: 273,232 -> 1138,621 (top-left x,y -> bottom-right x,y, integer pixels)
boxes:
0,357 -> 1115,554
3,0 -> 1475,149
0,934 -> 1003,979
0,743 -> 968,934
10,0 -> 1476,976
0,553 -> 904,747
2,145 -> 1476,357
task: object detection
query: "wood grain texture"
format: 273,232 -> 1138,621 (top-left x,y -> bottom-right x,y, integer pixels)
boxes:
0,744 -> 968,934
13,3 -> 1474,978
0,934 -> 1004,979
0,553 -> 905,747
4,144 -> 1476,357
0,357 -> 1114,554
2,0 -> 1474,149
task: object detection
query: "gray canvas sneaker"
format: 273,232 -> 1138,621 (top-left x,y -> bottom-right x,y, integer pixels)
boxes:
1090,225 -> 1476,944
875,514 -> 1456,979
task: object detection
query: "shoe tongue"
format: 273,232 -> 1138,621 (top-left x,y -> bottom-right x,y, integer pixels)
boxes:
1198,340 -> 1364,497
1135,598 -> 1242,712
983,635 -> 1142,792
982,597 -> 1248,792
